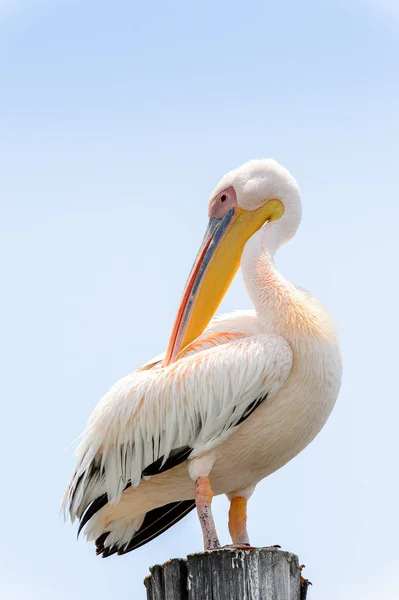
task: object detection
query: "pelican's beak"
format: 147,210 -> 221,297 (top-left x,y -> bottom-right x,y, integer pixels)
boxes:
164,198 -> 284,366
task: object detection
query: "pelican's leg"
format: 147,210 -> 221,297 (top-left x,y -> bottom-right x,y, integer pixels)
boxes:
189,455 -> 220,551
227,485 -> 256,548
228,497 -> 250,545
195,476 -> 220,550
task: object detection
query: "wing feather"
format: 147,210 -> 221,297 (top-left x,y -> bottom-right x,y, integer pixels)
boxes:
63,320 -> 292,526
96,500 -> 196,557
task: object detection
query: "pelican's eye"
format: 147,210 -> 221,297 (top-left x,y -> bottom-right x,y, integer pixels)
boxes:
209,186 -> 237,219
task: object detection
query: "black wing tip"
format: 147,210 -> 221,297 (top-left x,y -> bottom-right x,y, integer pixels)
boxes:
235,393 -> 268,426
142,446 -> 193,477
77,493 -> 108,537
95,499 -> 196,558
95,532 -> 109,554
77,446 -> 193,537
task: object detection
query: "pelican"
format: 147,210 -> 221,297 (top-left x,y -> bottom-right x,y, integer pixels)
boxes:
63,159 -> 342,556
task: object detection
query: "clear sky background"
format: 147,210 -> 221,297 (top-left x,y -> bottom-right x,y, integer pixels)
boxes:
1,1 -> 398,598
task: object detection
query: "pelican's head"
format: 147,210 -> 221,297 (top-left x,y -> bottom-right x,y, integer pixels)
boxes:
164,159 -> 302,365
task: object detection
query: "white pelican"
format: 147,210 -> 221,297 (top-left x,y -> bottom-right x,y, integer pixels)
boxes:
63,159 -> 342,557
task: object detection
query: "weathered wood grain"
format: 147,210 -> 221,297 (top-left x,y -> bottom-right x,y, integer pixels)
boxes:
144,548 -> 310,599
145,558 -> 188,600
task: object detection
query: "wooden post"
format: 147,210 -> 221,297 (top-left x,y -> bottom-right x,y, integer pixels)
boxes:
144,548 -> 311,600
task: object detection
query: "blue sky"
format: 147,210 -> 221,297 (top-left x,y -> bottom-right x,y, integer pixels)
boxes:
1,1 -> 398,598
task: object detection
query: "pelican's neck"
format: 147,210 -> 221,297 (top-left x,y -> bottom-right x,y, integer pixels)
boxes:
241,224 -> 335,342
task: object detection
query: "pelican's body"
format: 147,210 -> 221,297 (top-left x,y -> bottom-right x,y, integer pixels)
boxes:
63,159 -> 341,556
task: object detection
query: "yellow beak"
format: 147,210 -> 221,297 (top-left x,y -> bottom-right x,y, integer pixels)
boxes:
164,199 -> 284,366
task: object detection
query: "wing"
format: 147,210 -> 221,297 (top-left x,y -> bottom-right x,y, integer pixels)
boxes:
63,323 -> 292,528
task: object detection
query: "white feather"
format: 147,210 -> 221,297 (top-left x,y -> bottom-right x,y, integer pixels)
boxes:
63,326 -> 292,519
